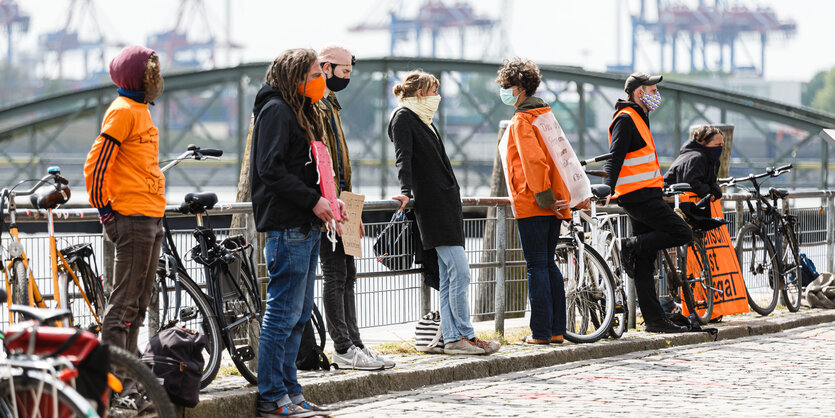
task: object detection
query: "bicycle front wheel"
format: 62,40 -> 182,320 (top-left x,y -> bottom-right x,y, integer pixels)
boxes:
680,240 -> 714,325
779,224 -> 802,312
0,368 -> 98,417
108,345 -> 175,418
735,224 -> 779,315
10,260 -> 29,308
557,241 -> 616,343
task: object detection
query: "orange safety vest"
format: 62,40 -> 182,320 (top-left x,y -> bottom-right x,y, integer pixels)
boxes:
607,107 -> 664,197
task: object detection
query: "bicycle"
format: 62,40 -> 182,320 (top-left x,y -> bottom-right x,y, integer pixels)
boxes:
654,184 -> 719,325
1,168 -> 106,331
556,162 -> 617,343
579,153 -> 630,339
1,290 -> 174,417
149,145 -> 262,388
722,164 -> 801,315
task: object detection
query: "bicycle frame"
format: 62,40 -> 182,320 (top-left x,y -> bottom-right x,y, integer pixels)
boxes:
737,174 -> 795,276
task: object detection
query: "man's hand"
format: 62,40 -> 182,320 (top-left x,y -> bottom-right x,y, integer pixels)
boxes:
99,212 -> 115,225
359,220 -> 365,238
549,199 -> 570,213
337,199 -> 349,222
604,195 -> 612,207
392,195 -> 410,210
334,220 -> 344,237
313,197 -> 335,223
573,197 -> 591,210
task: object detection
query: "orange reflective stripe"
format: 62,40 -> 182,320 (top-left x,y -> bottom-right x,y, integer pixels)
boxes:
608,107 -> 663,196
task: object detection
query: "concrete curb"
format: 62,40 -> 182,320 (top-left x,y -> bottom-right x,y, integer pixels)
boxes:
179,310 -> 835,417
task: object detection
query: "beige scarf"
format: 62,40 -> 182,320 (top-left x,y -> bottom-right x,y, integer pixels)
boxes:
396,95 -> 441,127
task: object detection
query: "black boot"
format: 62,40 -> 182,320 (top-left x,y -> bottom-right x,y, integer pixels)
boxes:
620,237 -> 638,279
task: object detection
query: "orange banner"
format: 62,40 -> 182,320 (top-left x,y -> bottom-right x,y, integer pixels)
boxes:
680,196 -> 749,319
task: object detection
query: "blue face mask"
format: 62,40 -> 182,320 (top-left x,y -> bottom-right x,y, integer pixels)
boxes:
500,87 -> 518,106
707,146 -> 723,163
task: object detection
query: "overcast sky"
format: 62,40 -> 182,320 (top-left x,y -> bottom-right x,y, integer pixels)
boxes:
12,0 -> 835,82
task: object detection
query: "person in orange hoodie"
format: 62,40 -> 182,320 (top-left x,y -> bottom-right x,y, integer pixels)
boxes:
496,58 -> 589,345
83,45 -> 165,357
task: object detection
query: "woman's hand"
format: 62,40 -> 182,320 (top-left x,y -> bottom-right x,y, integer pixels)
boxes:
549,199 -> 570,213
573,197 -> 591,210
337,199 -> 349,222
392,195 -> 410,210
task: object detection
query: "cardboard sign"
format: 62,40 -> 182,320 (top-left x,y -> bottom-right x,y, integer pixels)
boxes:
680,196 -> 749,318
339,192 -> 365,257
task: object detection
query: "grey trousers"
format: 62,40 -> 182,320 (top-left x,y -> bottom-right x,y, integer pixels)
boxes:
320,233 -> 363,353
102,212 -> 163,354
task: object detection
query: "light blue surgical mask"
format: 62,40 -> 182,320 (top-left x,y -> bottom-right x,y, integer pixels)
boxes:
500,87 -> 518,106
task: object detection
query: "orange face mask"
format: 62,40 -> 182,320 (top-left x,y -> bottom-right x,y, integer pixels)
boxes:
297,75 -> 326,103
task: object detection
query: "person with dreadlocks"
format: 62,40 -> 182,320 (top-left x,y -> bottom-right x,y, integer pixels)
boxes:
84,45 -> 165,357
250,48 -> 344,417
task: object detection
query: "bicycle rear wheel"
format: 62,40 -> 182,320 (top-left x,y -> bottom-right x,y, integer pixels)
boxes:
556,241 -> 616,343
734,224 -> 779,315
108,345 -> 175,418
679,240 -> 714,325
222,256 -> 262,385
0,368 -> 97,417
10,260 -> 29,307
153,270 -> 222,389
779,224 -> 802,312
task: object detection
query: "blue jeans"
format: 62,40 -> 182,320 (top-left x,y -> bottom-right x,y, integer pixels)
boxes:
517,216 -> 565,340
436,245 -> 475,342
257,227 -> 320,405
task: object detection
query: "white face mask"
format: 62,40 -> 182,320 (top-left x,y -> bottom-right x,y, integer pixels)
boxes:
400,95 -> 441,126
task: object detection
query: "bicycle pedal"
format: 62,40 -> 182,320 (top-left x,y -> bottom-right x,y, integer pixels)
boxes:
234,346 -> 255,362
179,307 -> 198,322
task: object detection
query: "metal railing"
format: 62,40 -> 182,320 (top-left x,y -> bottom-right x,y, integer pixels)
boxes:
2,191 -> 833,333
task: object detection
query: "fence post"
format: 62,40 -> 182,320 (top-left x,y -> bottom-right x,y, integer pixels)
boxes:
735,200 -> 745,235
494,204 -> 507,335
827,194 -> 835,274
102,236 -> 115,296
420,281 -> 431,316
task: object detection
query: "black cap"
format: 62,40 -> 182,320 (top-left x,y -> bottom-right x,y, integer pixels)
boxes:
625,72 -> 663,95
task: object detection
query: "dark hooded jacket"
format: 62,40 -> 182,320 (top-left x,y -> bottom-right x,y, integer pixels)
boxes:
388,107 -> 464,249
603,100 -> 663,204
664,139 -> 723,199
249,83 -> 322,232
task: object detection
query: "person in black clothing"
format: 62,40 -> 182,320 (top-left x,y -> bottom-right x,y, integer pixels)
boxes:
389,70 -> 500,356
664,125 -> 725,200
251,48 -> 340,418
603,72 -> 692,333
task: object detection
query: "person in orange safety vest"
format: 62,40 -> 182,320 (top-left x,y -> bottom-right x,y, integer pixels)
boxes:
603,72 -> 693,333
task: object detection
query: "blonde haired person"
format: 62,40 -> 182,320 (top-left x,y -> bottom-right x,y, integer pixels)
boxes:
389,70 -> 500,355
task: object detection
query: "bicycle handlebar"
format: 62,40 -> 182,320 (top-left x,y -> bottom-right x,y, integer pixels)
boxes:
580,152 -> 613,166
161,144 -> 224,173
717,164 -> 792,187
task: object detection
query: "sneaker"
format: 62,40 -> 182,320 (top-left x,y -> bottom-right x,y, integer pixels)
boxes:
257,399 -> 315,417
361,346 -> 396,369
111,392 -> 152,414
471,337 -> 501,355
297,400 -> 332,417
332,346 -> 385,370
443,337 -> 486,355
619,237 -> 637,278
644,318 -> 688,334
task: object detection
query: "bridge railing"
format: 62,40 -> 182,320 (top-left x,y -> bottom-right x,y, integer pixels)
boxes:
2,192 -> 834,333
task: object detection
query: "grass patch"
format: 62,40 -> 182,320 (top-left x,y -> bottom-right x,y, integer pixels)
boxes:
369,341 -> 419,355
476,326 -> 530,345
217,364 -> 241,377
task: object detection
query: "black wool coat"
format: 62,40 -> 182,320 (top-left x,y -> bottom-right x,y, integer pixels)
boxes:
388,108 -> 464,249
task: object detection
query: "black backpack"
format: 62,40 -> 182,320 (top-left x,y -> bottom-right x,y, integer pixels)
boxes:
141,326 -> 206,407
296,303 -> 330,371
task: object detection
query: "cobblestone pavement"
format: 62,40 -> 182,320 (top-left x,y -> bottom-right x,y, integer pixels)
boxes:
326,322 -> 835,417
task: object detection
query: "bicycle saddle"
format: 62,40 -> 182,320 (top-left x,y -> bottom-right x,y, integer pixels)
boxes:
9,305 -> 72,324
29,184 -> 71,210
667,183 -> 693,193
769,187 -> 789,199
179,192 -> 218,214
590,184 -> 611,199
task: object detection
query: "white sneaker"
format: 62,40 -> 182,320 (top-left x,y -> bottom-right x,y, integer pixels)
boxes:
362,346 -> 396,369
332,346 -> 385,371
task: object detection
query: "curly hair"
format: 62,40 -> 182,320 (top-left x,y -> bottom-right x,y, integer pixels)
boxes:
265,48 -> 324,143
496,58 -> 541,96
692,125 -> 723,146
392,70 -> 439,99
143,52 -> 163,103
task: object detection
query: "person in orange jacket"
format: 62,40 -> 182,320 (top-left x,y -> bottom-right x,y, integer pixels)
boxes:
496,58 -> 589,345
83,45 -> 165,356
